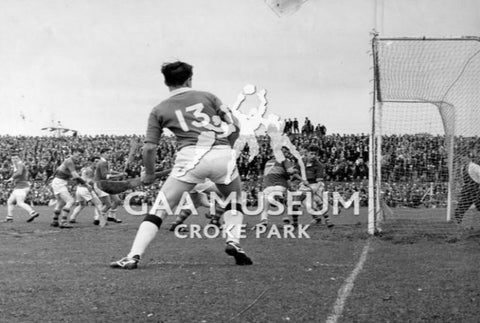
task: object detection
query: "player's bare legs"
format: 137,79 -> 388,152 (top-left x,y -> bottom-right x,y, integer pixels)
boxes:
69,201 -> 86,223
52,192 -> 73,228
216,176 -> 253,265
5,194 -> 16,222
6,189 -> 39,222
124,177 -> 195,261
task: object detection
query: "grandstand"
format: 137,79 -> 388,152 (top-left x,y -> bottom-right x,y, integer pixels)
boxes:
0,129 -> 457,211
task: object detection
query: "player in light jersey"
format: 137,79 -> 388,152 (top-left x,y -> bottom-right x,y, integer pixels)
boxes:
92,148 -> 124,224
454,154 -> 480,224
255,146 -> 306,229
111,61 -> 252,269
69,156 -> 107,226
4,152 -> 40,223
50,148 -> 86,228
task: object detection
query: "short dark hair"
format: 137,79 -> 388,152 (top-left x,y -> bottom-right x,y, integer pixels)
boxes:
161,61 -> 193,86
89,156 -> 100,162
100,148 -> 110,154
72,147 -> 84,154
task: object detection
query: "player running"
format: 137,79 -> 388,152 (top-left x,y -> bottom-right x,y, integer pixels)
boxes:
50,148 -> 86,228
68,156 -> 107,226
92,148 -> 124,224
4,151 -> 40,223
111,60 -> 252,269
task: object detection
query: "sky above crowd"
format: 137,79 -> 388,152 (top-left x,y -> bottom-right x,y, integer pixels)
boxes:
0,0 -> 479,136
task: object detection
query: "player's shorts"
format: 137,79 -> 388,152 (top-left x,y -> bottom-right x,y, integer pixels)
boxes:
51,178 -> 70,196
171,145 -> 239,185
191,179 -> 217,194
262,185 -> 287,205
93,182 -> 110,198
76,186 -> 93,202
10,187 -> 30,202
194,179 -> 225,208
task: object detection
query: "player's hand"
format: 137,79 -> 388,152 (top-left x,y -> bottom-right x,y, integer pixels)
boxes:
5,178 -> 13,183
141,172 -> 156,185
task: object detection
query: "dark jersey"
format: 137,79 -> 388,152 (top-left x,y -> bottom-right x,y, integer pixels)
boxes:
304,157 -> 324,184
12,162 -> 29,189
55,157 -> 76,180
263,159 -> 295,188
94,159 -> 110,181
145,88 -> 232,150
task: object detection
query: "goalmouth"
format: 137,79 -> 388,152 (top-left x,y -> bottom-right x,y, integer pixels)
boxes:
369,35 -> 480,235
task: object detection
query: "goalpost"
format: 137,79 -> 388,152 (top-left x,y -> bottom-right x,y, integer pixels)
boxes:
369,35 -> 480,235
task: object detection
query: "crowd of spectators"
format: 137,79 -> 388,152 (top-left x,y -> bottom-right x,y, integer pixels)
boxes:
0,124 -> 476,208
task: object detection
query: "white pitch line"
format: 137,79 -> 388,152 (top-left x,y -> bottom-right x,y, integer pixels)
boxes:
326,239 -> 372,323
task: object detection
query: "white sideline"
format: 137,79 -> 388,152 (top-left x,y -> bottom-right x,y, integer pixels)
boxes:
325,239 -> 372,323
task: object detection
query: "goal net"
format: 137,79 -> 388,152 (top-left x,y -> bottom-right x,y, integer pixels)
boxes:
369,36 -> 480,238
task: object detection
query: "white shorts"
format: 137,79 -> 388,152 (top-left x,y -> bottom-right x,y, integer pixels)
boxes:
93,183 -> 110,198
171,145 -> 239,185
51,178 -> 70,196
76,186 -> 93,202
191,179 -> 218,194
10,187 -> 30,202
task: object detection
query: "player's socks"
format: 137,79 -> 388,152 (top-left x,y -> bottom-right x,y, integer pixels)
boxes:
26,210 -> 39,223
107,208 -> 122,223
323,214 -> 334,228
51,210 -> 61,227
209,213 -> 222,227
169,210 -> 191,231
223,208 -> 244,245
292,214 -> 299,228
127,217 -> 161,258
70,205 -> 83,222
7,204 -> 13,219
175,209 -> 192,224
59,208 -> 73,228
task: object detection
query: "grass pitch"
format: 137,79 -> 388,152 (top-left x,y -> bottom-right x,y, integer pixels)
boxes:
0,206 -> 479,322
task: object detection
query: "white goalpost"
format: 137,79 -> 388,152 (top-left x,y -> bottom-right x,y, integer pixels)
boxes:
369,35 -> 480,235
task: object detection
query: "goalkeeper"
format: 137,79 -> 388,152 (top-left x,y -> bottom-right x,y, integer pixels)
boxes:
454,154 -> 480,224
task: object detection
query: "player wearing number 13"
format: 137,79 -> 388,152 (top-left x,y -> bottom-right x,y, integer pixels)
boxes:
111,61 -> 252,269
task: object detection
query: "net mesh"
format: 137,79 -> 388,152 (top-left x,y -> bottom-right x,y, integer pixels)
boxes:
373,38 -> 480,239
